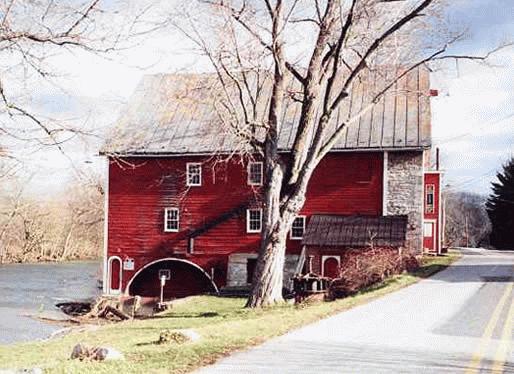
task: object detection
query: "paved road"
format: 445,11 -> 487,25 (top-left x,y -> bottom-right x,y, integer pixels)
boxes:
197,249 -> 514,373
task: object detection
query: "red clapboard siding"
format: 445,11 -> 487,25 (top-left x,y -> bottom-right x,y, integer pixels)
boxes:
107,152 -> 383,290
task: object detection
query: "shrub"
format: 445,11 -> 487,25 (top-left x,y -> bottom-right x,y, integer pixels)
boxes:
157,330 -> 190,344
328,247 -> 419,299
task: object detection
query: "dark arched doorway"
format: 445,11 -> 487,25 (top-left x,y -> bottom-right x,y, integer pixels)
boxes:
127,259 -> 218,299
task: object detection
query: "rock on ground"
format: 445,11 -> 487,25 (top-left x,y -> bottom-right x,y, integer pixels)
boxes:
70,343 -> 124,361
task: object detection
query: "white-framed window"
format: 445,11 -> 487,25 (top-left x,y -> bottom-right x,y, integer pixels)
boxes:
425,184 -> 435,213
247,161 -> 263,186
164,208 -> 179,232
186,163 -> 202,186
290,216 -> 306,240
246,209 -> 262,233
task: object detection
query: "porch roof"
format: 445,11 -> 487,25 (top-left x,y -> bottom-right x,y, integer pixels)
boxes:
302,214 -> 408,248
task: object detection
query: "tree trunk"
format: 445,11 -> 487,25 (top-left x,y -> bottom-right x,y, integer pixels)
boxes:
245,222 -> 289,307
246,161 -> 308,307
246,165 -> 299,307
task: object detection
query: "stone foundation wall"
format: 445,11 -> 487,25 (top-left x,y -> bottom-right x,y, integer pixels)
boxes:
283,254 -> 300,289
386,151 -> 424,254
227,253 -> 299,290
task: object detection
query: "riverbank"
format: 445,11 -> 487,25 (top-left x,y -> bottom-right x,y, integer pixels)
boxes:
0,256 -> 100,265
0,252 -> 460,373
0,261 -> 101,344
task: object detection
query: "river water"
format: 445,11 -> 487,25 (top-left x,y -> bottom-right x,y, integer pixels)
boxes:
0,261 -> 101,344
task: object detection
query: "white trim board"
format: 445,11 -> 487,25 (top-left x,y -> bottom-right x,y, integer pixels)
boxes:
382,151 -> 388,215
102,158 -> 110,294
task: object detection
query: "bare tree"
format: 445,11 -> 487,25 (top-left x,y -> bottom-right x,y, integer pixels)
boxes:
445,191 -> 491,248
0,0 -> 166,164
0,2 -> 174,264
1,1 -> 100,149
0,173 -> 103,263
168,0 -> 510,307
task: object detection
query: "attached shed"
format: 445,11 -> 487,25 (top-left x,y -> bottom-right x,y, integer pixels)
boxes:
300,215 -> 408,277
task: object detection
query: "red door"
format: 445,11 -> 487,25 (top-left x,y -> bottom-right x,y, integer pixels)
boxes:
323,257 -> 340,278
109,257 -> 121,292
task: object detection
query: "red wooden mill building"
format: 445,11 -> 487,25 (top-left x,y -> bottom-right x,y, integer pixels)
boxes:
101,67 -> 444,298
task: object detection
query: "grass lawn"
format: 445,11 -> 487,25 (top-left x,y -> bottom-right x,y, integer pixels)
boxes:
0,250 -> 460,373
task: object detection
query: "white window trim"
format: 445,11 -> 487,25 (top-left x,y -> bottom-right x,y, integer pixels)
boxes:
186,162 -> 202,186
164,208 -> 180,232
290,215 -> 306,240
247,161 -> 263,186
425,183 -> 435,213
246,209 -> 262,233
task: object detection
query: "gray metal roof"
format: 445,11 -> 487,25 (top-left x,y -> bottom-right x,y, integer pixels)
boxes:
102,67 -> 431,155
302,215 -> 408,247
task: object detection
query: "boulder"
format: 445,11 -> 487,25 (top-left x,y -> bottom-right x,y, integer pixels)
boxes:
157,329 -> 200,344
70,343 -> 90,360
158,330 -> 189,344
70,343 -> 124,361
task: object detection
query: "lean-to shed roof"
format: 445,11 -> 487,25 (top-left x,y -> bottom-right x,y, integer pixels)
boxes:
302,215 -> 408,248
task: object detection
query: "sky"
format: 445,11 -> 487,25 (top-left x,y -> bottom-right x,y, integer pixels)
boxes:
7,0 -> 514,197
430,0 -> 514,193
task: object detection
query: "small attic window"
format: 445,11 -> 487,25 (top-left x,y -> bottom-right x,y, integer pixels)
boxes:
290,216 -> 306,240
186,163 -> 202,186
247,162 -> 263,186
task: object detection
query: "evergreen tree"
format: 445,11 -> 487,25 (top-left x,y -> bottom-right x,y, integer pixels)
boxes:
486,157 -> 514,249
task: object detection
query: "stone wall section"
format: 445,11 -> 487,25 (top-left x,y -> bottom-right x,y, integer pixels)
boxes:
283,254 -> 300,289
227,253 -> 299,289
386,151 -> 424,254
